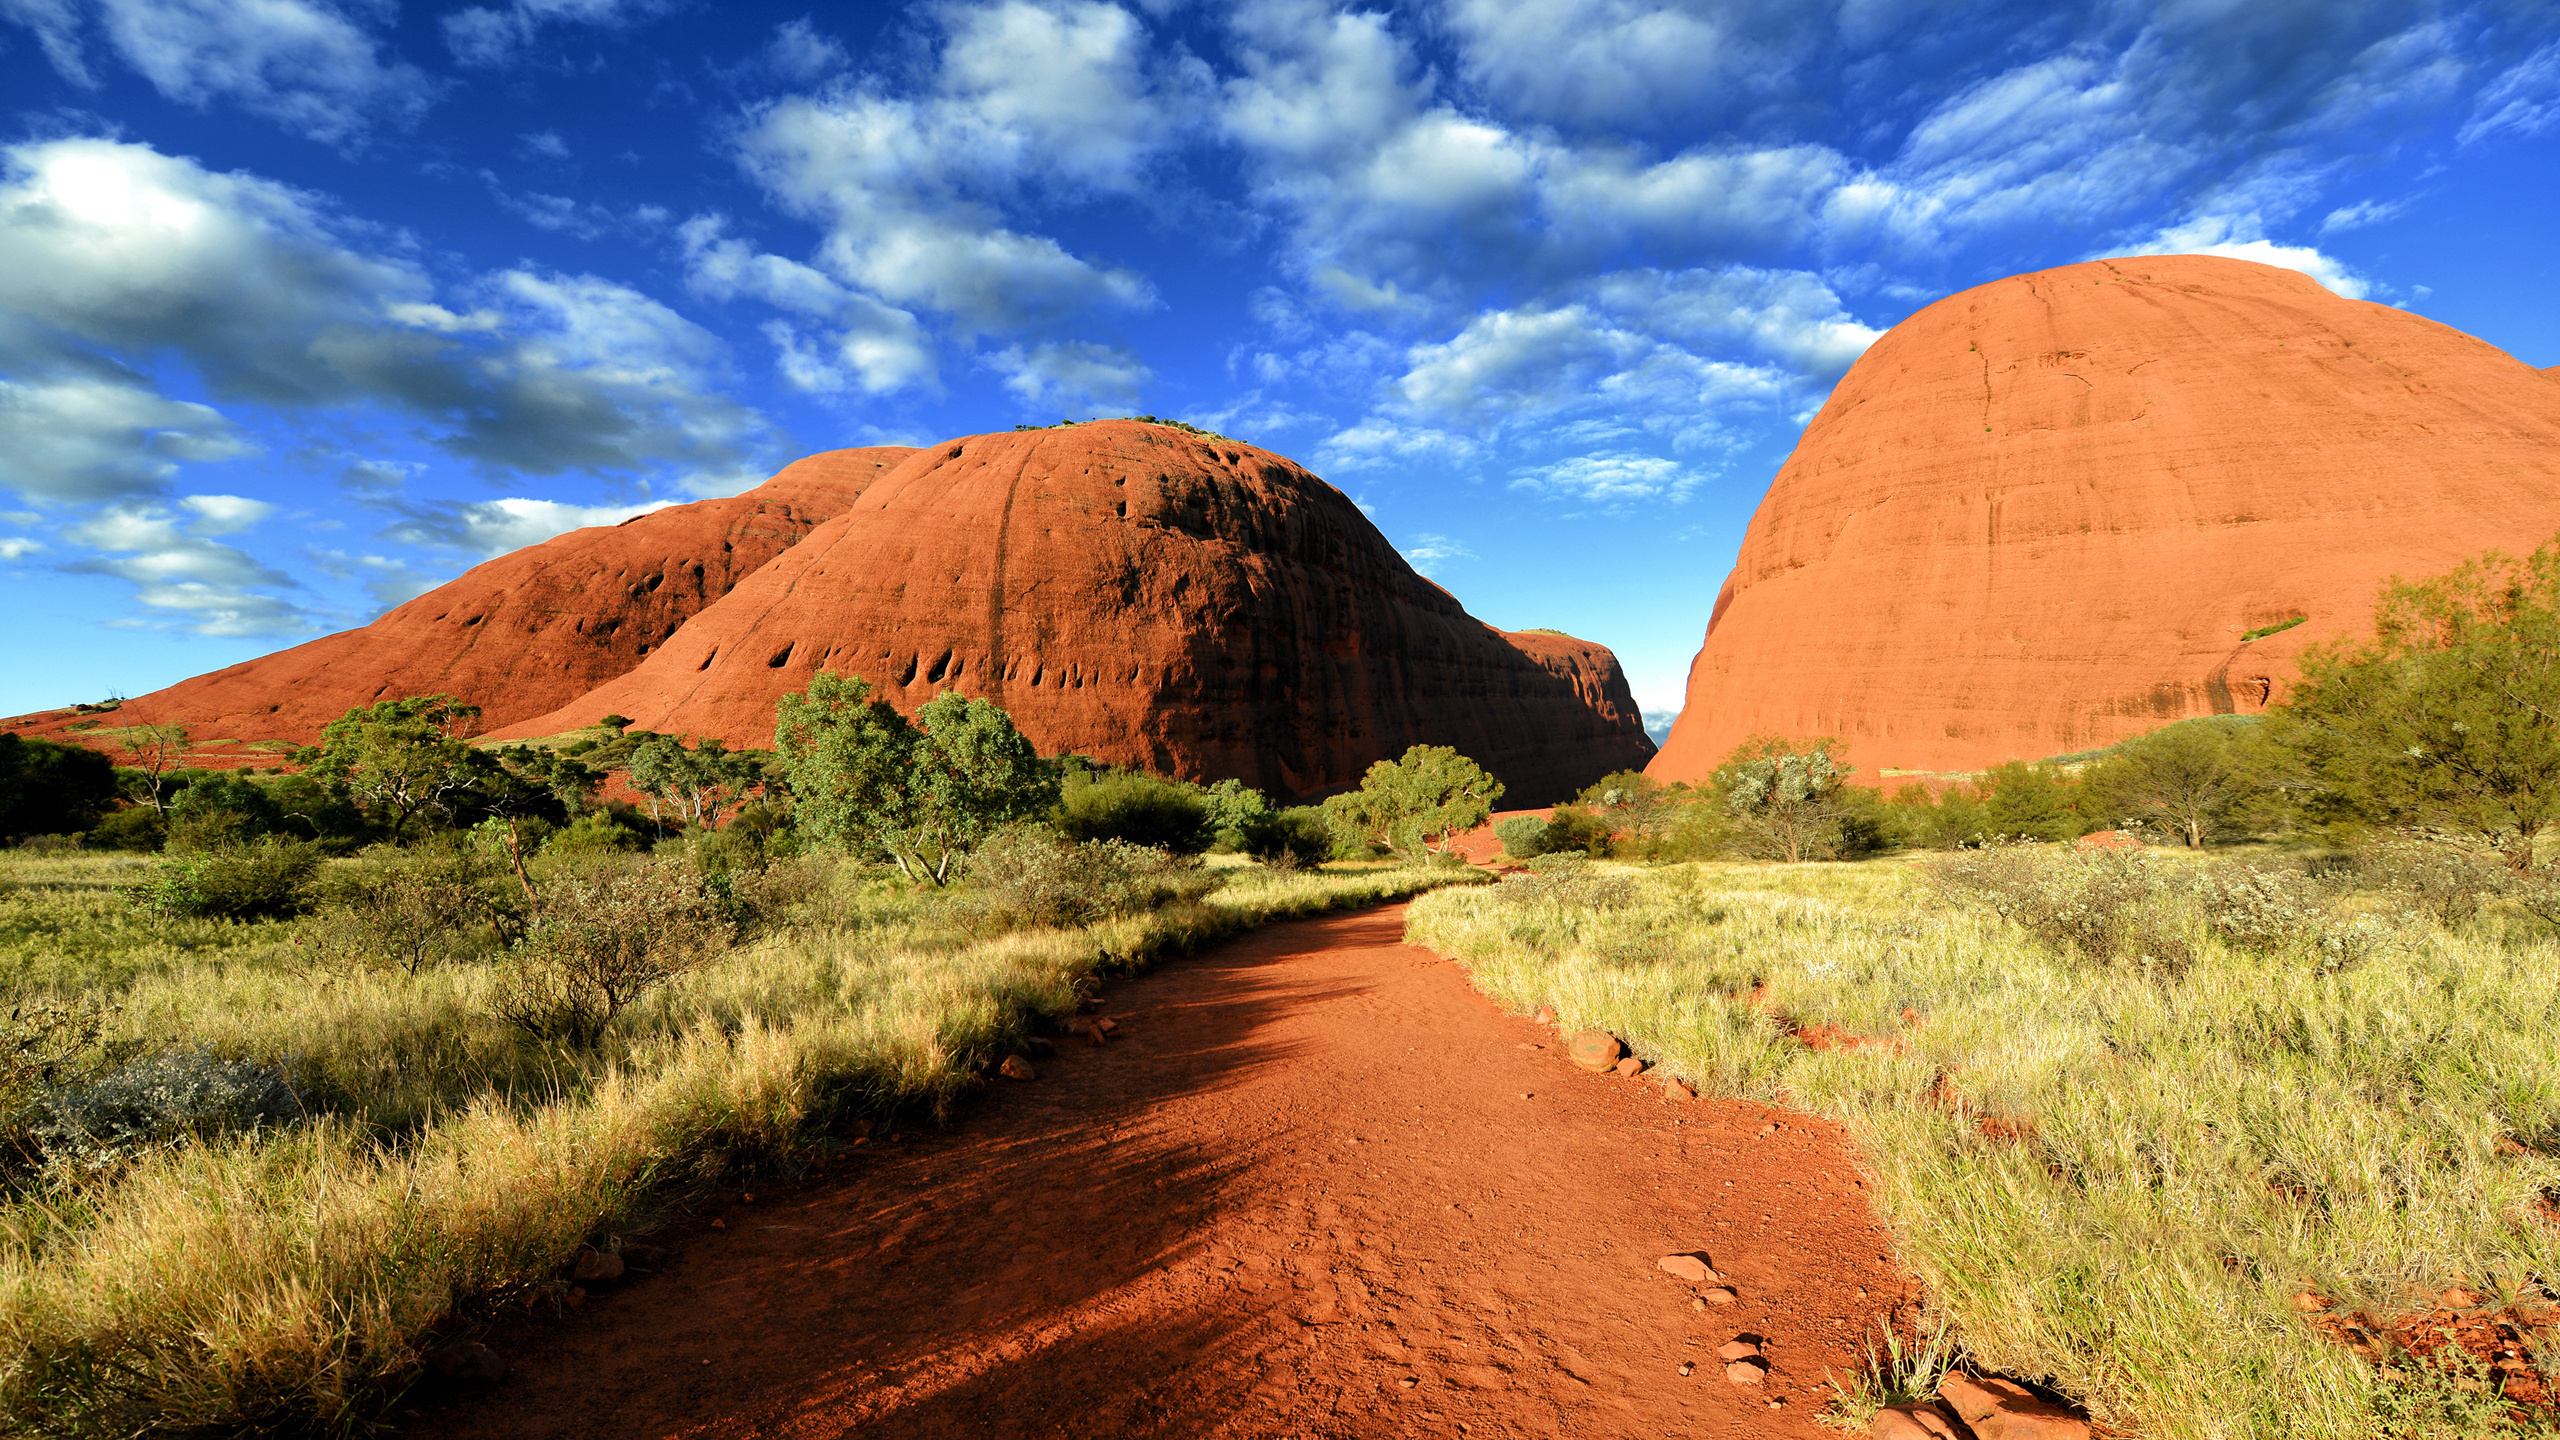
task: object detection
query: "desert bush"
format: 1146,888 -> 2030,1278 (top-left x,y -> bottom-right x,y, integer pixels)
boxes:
1494,815 -> 1549,860
2185,861 -> 2331,954
312,848 -> 519,973
0,995 -> 125,1140
84,805 -> 165,852
1927,843 -> 2193,970
1497,853 -> 1637,911
163,773 -> 284,853
1056,768 -> 1210,852
1249,807 -> 1333,869
126,839 -> 321,922
545,811 -> 644,857
1541,806 -> 1615,857
491,859 -> 733,1046
966,829 -> 1221,928
0,734 -> 118,840
19,1047 -> 307,1180
2352,833 -> 2510,928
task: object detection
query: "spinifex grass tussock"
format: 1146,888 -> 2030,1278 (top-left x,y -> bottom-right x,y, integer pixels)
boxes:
1405,855 -> 2560,1439
0,850 -> 1478,1436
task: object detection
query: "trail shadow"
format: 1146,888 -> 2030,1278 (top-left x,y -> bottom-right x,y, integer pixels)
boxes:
408,904 -> 1408,1440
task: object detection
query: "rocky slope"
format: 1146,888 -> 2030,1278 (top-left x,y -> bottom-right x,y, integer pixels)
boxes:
1649,255 -> 2560,782
76,448 -> 913,746
495,421 -> 1652,802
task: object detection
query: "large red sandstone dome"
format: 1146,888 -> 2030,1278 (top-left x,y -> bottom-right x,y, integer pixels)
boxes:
494,421 -> 1653,802
79,448 -> 913,746
1649,255 -> 2560,782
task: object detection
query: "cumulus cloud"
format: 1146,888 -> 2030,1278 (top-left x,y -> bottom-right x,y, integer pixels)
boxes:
2132,219 -> 2372,299
1441,0 -> 1813,130
0,137 -> 774,506
444,0 -> 667,68
735,0 -> 1174,335
2319,197 -> 2409,233
57,497 -> 318,636
4,0 -> 440,145
679,214 -> 935,392
765,17 -> 845,83
381,495 -> 678,558
987,339 -> 1147,408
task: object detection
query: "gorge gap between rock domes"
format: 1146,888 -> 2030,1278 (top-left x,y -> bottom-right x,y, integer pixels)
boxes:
405,903 -> 1910,1440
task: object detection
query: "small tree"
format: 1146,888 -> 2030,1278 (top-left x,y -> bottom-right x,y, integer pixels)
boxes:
2080,719 -> 2268,847
626,735 -> 760,830
1714,735 -> 1855,864
771,673 -> 1057,884
1321,745 -> 1504,859
293,696 -> 483,843
119,724 -> 190,815
2270,539 -> 2560,869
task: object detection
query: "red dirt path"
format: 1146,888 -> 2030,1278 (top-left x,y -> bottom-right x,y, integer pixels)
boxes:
410,903 -> 1914,1439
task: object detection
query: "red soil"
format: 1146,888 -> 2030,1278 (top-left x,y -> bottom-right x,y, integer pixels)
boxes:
1652,255 -> 2560,783
6,449 -> 911,749
490,421 -> 1655,804
407,904 -> 1913,1439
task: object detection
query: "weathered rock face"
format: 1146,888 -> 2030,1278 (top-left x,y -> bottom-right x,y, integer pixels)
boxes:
495,421 -> 1653,802
104,448 -> 914,744
1650,255 -> 2560,782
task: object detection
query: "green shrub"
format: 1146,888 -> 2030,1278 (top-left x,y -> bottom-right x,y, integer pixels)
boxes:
544,811 -> 644,857
1494,815 -> 1549,859
2351,833 -> 2510,928
164,772 -> 285,852
1497,853 -> 1636,910
1056,769 -> 1211,852
0,734 -> 117,840
1542,806 -> 1615,856
492,858 -> 733,1046
312,848 -> 519,973
1255,807 -> 1334,869
1926,843 -> 2194,970
966,829 -> 1221,928
84,805 -> 166,852
127,839 -> 321,922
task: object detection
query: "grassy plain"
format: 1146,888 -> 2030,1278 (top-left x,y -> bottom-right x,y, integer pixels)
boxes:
1406,854 -> 2560,1439
0,848 -> 1477,1436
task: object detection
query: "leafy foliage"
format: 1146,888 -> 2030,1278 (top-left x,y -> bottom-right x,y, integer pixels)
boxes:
21,1048 -> 308,1181
2270,539 -> 2560,868
772,672 -> 1059,884
126,839 -> 321,921
1319,745 -> 1504,859
1056,766 -> 1211,852
0,734 -> 117,840
1715,735 -> 1868,863
491,858 -> 732,1046
965,829 -> 1220,928
292,696 -> 484,843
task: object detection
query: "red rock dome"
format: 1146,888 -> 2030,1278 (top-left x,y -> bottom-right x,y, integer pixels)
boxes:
90,447 -> 913,745
495,421 -> 1653,802
1650,255 -> 2560,782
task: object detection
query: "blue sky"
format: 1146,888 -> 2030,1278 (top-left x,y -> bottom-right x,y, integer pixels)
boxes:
1,0 -> 2555,735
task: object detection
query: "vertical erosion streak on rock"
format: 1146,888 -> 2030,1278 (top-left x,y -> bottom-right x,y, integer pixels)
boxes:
983,452 -> 1032,706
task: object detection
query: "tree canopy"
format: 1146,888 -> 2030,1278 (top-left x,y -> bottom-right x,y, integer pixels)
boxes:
771,673 -> 1058,883
1321,745 -> 1504,858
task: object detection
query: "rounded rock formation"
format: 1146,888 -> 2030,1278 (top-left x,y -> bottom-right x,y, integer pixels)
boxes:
88,448 -> 912,746
1651,255 -> 2560,782
494,421 -> 1653,802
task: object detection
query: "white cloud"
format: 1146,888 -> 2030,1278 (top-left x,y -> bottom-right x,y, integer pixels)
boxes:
0,537 -> 44,560
988,339 -> 1148,408
5,0 -> 442,145
309,547 -> 444,609
1398,531 -> 1471,576
177,493 -> 275,533
520,129 -> 570,159
58,497 -> 318,636
735,0 -> 1175,335
1510,451 -> 1705,504
0,372 -> 250,502
0,138 -> 776,503
382,495 -> 678,558
1442,0 -> 1811,130
679,214 -> 935,392
2462,39 -> 2560,146
2319,197 -> 2409,234
444,0 -> 666,68
2131,220 -> 2372,300
765,17 -> 844,83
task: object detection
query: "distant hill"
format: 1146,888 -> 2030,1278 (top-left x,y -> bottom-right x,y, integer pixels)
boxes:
490,420 -> 1653,803
1651,254 -> 2560,782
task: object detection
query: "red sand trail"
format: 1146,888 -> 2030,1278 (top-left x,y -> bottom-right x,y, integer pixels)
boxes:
410,903 -> 1910,1439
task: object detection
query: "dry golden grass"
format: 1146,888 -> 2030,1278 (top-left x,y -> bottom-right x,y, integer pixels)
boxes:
1406,856 -> 2560,1439
0,851 -> 1477,1435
